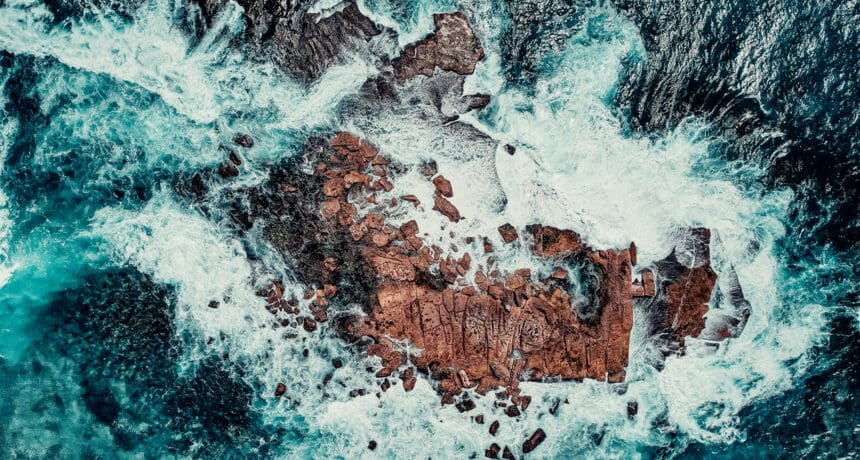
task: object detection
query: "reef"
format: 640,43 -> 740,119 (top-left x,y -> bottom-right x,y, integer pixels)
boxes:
195,3 -> 743,455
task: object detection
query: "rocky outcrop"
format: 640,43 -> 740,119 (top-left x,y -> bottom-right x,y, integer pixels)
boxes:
196,0 -> 389,82
244,133 -> 648,407
639,227 -> 719,352
223,129 -> 735,409
392,12 -> 485,81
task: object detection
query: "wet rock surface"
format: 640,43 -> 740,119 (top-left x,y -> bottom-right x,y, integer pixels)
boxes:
637,227 -> 725,353
196,0 -> 389,82
392,12 -> 485,81
240,133 -> 645,403
185,8 -> 741,446
218,126 -> 733,416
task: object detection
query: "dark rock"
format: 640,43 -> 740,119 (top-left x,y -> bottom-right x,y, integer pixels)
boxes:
485,443 -> 500,458
234,134 -> 254,148
489,420 -> 500,435
504,144 -> 516,155
475,414 -> 484,424
207,300 -> 219,309
505,405 -> 520,417
218,162 -> 240,178
368,440 -> 377,450
274,383 -> 286,397
501,446 -> 515,460
420,160 -> 438,177
198,1 -> 388,83
332,358 -> 343,369
522,428 -> 546,453
466,93 -> 491,110
456,399 -> 476,412
627,400 -> 638,418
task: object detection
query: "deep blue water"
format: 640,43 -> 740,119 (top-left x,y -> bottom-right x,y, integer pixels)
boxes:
0,0 -> 857,458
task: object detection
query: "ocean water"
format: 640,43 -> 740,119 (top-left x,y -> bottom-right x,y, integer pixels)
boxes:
0,0 -> 857,458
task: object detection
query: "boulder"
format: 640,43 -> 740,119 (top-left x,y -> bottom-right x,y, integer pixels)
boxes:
522,428 -> 546,453
393,13 -> 485,81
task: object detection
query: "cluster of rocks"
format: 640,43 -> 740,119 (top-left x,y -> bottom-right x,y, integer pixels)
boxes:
188,4 -> 750,456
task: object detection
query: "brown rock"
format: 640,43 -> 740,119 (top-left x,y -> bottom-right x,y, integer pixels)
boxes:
401,367 -> 417,392
402,194 -> 420,206
489,420 -> 500,436
485,443 -> 500,459
321,200 -> 341,219
323,257 -> 337,272
393,13 -> 484,81
498,224 -> 518,243
433,196 -> 462,222
432,175 -> 454,197
529,225 -> 583,256
648,228 -> 718,350
323,178 -> 346,197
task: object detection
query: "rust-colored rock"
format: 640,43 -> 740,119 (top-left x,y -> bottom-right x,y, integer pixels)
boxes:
247,131 -> 728,411
393,13 -> 485,81
642,228 -> 719,351
497,224 -> 518,243
433,195 -> 462,222
433,175 -> 454,197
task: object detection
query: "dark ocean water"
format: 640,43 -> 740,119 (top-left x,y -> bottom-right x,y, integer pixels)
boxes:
0,0 -> 857,458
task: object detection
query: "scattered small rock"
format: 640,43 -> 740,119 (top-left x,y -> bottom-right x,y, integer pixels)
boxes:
433,195 -> 462,222
504,144 -> 515,156
498,224 -> 518,243
368,440 -> 377,451
522,428 -> 546,454
207,300 -> 219,309
627,400 -> 638,419
274,383 -> 286,397
421,160 -> 438,177
432,175 -> 454,197
456,399 -> 476,412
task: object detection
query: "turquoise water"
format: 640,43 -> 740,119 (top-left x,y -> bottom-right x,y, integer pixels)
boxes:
0,0 -> 856,458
